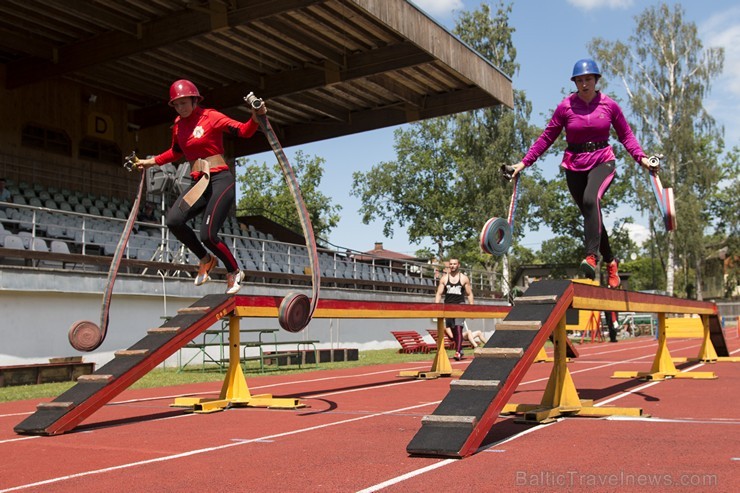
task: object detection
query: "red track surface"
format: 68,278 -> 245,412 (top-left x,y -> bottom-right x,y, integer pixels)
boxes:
1,332 -> 738,493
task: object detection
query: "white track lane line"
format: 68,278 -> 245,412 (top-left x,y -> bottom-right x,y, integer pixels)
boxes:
1,341 -> 735,491
357,421 -> 560,493
0,337 -> 710,429
605,416 -> 740,425
0,400 -> 439,493
0,363 -> 439,418
355,459 -> 457,493
355,342 -> 739,492
515,339 -> 702,386
0,332 -> 715,418
569,336 -> 655,351
0,436 -> 41,445
0,411 -> 35,419
596,346 -> 740,410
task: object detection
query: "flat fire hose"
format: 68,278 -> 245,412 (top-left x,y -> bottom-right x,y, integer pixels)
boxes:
647,155 -> 677,231
480,165 -> 520,256
245,93 -> 320,333
68,153 -> 146,351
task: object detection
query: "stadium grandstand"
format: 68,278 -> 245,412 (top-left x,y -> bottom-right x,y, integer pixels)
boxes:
0,174 -> 486,289
0,0 -> 512,369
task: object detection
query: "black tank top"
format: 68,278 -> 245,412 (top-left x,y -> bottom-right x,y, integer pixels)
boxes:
444,276 -> 465,304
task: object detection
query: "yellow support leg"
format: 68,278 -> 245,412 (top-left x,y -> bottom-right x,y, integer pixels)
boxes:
532,344 -> 569,363
540,318 -> 581,411
674,315 -> 722,363
504,316 -> 643,423
533,346 -> 551,363
173,315 -> 304,412
613,313 -> 717,380
675,316 -> 740,363
695,315 -> 719,362
398,318 -> 462,379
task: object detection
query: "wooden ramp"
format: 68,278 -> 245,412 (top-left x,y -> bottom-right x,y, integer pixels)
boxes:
15,294 -> 235,436
407,280 -> 725,458
16,295 -> 509,436
407,280 -> 574,458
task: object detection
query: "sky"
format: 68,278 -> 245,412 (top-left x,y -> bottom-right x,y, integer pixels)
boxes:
238,0 -> 740,256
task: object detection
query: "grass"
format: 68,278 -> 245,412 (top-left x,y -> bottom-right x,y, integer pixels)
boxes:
0,349 -> 439,403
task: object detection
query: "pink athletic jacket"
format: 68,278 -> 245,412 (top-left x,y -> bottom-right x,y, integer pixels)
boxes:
522,92 -> 646,172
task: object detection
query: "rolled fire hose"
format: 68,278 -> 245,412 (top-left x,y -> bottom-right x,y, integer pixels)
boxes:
647,155 -> 677,231
480,165 -> 520,256
245,93 -> 320,333
68,153 -> 146,351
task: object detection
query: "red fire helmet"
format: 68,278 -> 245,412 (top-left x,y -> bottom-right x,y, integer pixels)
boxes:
168,79 -> 203,106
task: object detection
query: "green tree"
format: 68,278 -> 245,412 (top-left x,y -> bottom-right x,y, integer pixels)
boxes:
538,236 -> 581,267
621,257 -> 666,292
608,218 -> 640,263
351,2 -> 539,295
508,243 -> 537,279
351,118 -> 462,259
452,3 -> 543,293
590,2 -> 725,298
706,147 -> 739,297
236,150 -> 342,241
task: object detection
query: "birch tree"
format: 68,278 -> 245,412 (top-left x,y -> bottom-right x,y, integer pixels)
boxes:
590,3 -> 724,297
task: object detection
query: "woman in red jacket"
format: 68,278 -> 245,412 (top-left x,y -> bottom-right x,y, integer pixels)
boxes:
136,79 -> 266,294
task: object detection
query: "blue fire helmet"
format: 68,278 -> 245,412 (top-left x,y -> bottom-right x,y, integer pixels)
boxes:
571,58 -> 601,80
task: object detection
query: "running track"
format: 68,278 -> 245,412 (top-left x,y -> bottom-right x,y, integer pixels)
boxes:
1,332 -> 738,493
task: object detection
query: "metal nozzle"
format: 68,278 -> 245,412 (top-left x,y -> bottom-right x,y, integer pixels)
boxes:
500,164 -> 516,182
244,92 -> 263,110
123,151 -> 138,172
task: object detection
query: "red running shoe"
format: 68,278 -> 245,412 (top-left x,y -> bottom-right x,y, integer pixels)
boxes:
607,259 -> 620,288
580,254 -> 597,280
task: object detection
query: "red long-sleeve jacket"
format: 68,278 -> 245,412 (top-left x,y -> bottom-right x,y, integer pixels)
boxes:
154,106 -> 259,178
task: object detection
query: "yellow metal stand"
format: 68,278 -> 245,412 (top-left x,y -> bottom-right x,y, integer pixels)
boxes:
533,346 -> 552,363
503,316 -> 643,423
173,315 -> 305,412
533,344 -> 571,363
612,314 -> 717,380
672,315 -> 740,364
398,318 -> 463,379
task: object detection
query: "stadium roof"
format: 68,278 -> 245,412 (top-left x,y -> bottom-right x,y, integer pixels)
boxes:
0,0 -> 512,155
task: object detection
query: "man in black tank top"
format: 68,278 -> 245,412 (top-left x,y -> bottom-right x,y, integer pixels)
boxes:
435,258 -> 474,360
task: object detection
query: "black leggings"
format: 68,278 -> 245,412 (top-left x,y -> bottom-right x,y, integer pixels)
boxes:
166,170 -> 239,273
446,318 -> 464,353
565,161 -> 616,262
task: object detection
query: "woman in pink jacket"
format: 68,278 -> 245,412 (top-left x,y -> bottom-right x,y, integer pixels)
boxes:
511,58 -> 654,288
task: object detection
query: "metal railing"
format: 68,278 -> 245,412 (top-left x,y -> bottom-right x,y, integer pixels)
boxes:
1,200 -> 499,295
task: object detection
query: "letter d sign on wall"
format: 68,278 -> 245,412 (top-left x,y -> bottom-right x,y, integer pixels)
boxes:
87,112 -> 114,141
